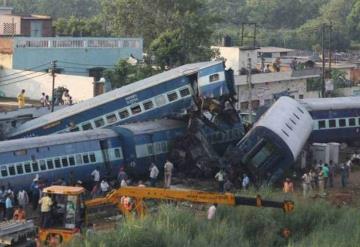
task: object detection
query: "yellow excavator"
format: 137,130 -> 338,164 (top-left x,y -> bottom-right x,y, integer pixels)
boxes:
38,186 -> 294,245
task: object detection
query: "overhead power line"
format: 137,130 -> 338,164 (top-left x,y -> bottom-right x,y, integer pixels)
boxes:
0,62 -> 51,79
0,73 -> 49,87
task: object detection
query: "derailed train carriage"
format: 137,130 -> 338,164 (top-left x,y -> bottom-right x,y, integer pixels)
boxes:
227,97 -> 313,183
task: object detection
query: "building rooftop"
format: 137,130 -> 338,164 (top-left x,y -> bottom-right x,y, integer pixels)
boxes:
258,47 -> 294,53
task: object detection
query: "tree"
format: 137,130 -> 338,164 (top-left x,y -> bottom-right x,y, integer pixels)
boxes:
104,60 -> 160,88
347,0 -> 360,41
53,16 -> 107,37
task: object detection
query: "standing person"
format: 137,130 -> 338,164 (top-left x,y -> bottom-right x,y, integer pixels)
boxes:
346,158 -> 352,179
215,169 -> 225,193
68,171 -> 76,186
149,163 -> 159,187
117,167 -> 128,186
120,179 -> 128,188
45,95 -> 51,109
0,186 -> 5,220
100,179 -> 110,195
283,178 -> 294,193
138,180 -> 146,188
17,188 -> 29,210
40,93 -> 46,107
272,57 -> 281,72
309,169 -> 317,190
318,170 -> 325,196
38,193 -> 53,228
340,164 -> 347,188
242,174 -> 250,191
5,193 -> 13,220
17,89 -> 26,109
322,164 -> 329,189
290,58 -> 298,71
223,179 -> 233,192
328,160 -> 336,188
302,172 -> 311,197
91,167 -> 100,187
164,159 -> 174,188
30,177 -> 40,211
207,203 -> 217,220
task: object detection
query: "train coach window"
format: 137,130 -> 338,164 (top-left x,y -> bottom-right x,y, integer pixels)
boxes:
14,149 -> 27,156
82,122 -> 93,130
39,160 -> 47,171
292,113 -> 300,120
61,157 -> 68,167
114,148 -> 122,158
285,123 -> 293,131
180,88 -> 190,97
119,109 -> 130,119
69,156 -> 75,166
289,118 -> 296,125
47,160 -> 54,169
54,158 -> 61,168
167,92 -> 178,102
297,107 -> 304,114
83,154 -> 89,164
131,105 -> 142,115
318,120 -> 326,129
24,163 -> 31,173
329,120 -> 336,128
281,129 -> 289,137
8,165 -> 15,176
70,126 -> 80,132
106,114 -> 118,124
94,118 -> 105,128
154,95 -> 166,106
349,118 -> 356,126
76,154 -> 82,165
1,167 -> 8,177
209,73 -> 220,82
32,162 -> 39,172
16,164 -> 24,174
339,119 -> 346,127
143,101 -> 154,110
89,153 -> 96,163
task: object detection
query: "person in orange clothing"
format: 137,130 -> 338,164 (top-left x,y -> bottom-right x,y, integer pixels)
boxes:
13,205 -> 26,220
283,178 -> 294,193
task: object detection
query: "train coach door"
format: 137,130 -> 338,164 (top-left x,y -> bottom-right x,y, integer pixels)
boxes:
100,140 -> 111,175
186,73 -> 199,97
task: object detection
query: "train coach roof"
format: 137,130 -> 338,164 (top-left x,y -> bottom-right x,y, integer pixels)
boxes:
0,128 -> 117,153
300,97 -> 360,111
113,119 -> 186,135
8,61 -> 222,137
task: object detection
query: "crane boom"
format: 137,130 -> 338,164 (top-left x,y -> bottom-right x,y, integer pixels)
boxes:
85,187 -> 294,217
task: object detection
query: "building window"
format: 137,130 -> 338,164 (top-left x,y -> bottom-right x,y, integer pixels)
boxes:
143,101 -> 154,110
106,114 -> 117,124
167,92 -> 178,102
3,23 -> 16,35
209,73 -> 220,82
130,105 -> 142,115
119,109 -> 129,119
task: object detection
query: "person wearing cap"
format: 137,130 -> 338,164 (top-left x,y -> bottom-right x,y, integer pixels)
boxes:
30,176 -> 40,211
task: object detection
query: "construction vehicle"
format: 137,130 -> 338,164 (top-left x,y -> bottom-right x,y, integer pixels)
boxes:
38,186 -> 294,245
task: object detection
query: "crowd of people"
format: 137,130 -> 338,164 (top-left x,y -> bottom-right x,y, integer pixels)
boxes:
16,89 -> 73,109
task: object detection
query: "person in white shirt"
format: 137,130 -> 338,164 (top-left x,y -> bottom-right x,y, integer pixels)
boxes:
215,169 -> 225,192
164,159 -> 174,188
40,93 -> 46,107
207,203 -> 217,220
120,179 -> 128,188
302,172 -> 311,197
91,168 -> 100,185
149,163 -> 159,187
100,180 -> 110,194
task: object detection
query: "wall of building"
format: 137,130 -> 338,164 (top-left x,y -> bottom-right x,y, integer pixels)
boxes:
20,19 -> 52,36
0,15 -> 21,35
0,69 -> 94,101
11,37 -> 143,75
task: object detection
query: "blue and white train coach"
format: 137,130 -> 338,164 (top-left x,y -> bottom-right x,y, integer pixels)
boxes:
301,97 -> 360,144
6,61 -> 231,139
230,97 -> 313,183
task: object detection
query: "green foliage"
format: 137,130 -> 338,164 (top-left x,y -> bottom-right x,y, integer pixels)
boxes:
103,61 -> 160,88
54,16 -> 107,37
347,0 -> 360,41
70,198 -> 360,247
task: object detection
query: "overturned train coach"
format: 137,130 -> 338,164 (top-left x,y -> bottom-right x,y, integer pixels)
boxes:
5,61 -> 234,139
228,97 -> 313,183
0,119 -> 244,190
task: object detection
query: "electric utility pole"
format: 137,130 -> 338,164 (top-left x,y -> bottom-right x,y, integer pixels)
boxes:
50,60 -> 57,112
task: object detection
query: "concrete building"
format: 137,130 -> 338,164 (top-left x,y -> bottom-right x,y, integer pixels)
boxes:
0,37 -> 143,79
257,47 -> 295,63
0,69 -> 95,102
0,7 -> 52,37
235,69 -> 321,111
